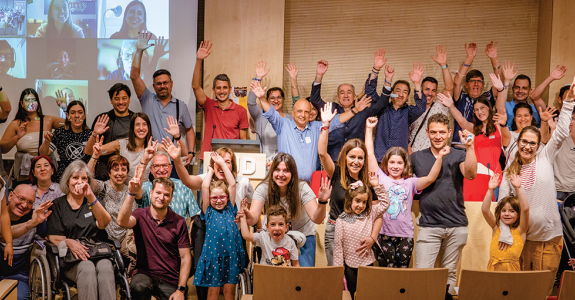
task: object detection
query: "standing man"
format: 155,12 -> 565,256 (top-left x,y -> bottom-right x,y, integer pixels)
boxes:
131,32 -> 196,170
410,113 -> 477,295
192,41 -> 249,164
88,83 -> 134,180
118,176 -> 191,300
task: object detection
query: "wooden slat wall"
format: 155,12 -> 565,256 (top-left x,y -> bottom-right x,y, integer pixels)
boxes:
548,0 -> 575,106
283,0 -> 539,111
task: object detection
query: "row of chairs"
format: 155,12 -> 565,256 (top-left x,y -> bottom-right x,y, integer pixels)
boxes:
0,27 -> 18,36
241,266 -> 575,300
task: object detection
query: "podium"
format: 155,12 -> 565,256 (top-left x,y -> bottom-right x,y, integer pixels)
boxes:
204,139 -> 267,182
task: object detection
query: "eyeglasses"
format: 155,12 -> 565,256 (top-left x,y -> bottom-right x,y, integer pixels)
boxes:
518,139 -> 539,148
468,79 -> 484,84
11,191 -> 34,207
210,196 -> 228,202
152,164 -> 171,170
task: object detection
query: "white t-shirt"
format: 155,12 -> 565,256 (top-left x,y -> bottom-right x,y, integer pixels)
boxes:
253,231 -> 299,266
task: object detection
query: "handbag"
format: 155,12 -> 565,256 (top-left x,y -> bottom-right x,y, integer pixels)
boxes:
63,237 -> 114,265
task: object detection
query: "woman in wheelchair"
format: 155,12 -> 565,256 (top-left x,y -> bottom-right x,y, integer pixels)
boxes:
46,160 -> 116,300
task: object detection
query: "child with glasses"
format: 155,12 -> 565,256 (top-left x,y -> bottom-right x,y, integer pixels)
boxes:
193,152 -> 246,300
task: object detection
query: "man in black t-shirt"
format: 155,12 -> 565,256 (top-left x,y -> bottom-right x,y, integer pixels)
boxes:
87,83 -> 134,180
410,113 -> 477,295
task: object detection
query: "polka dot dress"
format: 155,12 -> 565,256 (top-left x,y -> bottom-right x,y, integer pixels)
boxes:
193,204 -> 246,287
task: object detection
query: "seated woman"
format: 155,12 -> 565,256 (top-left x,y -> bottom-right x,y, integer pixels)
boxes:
29,155 -> 63,209
46,160 -> 115,300
0,88 -> 64,187
35,0 -> 84,38
109,0 -> 155,39
41,100 -> 92,181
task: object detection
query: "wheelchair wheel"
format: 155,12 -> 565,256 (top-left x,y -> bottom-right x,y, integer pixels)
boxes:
29,256 -> 52,300
235,270 -> 250,300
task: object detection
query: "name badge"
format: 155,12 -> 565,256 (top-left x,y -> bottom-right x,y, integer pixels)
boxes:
84,212 -> 93,218
489,135 -> 495,139
305,137 -> 311,144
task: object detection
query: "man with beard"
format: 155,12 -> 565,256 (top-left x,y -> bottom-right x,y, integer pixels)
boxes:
118,176 -> 191,300
192,40 -> 249,164
131,32 -> 196,168
410,113 -> 477,295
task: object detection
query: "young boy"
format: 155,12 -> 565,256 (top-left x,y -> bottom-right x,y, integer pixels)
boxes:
239,202 -> 299,267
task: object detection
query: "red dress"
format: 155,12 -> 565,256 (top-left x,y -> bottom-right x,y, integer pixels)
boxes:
463,126 -> 502,201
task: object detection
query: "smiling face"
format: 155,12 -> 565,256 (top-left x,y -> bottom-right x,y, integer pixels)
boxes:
273,162 -> 292,191
346,147 -> 365,177
153,74 -> 173,100
51,0 -> 69,25
473,101 -> 490,123
133,117 -> 148,139
109,164 -> 128,186
386,155 -> 405,180
125,3 -> 145,29
268,90 -> 284,112
213,80 -> 230,102
209,187 -> 228,211
517,131 -> 540,163
426,122 -> 451,150
68,171 -> 89,197
514,107 -> 533,131
0,47 -> 14,75
60,50 -> 69,67
309,105 -> 319,121
212,152 -> 233,181
66,104 -> 85,129
120,44 -> 136,75
33,158 -> 54,182
292,99 -> 311,129
8,185 -> 35,219
351,193 -> 369,215
111,90 -> 130,115
465,76 -> 485,99
150,183 -> 173,210
337,84 -> 355,109
151,155 -> 172,178
512,79 -> 531,102
422,81 -> 438,104
499,203 -> 518,226
392,83 -> 409,107
267,215 -> 289,243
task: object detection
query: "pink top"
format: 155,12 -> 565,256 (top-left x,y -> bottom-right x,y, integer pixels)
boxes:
333,186 -> 390,268
200,97 -> 249,159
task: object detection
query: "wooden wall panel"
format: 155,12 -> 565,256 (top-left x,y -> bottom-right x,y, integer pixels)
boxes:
549,0 -> 575,106
536,0 -> 553,104
283,0 -> 539,111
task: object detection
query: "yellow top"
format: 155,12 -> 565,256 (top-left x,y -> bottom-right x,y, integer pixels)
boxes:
487,226 -> 525,271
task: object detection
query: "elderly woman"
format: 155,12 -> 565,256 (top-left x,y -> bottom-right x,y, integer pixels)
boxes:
29,155 -> 63,208
46,161 -> 114,300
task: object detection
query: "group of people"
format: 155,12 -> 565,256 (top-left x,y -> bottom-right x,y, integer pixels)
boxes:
0,8 -> 23,32
0,31 -> 574,300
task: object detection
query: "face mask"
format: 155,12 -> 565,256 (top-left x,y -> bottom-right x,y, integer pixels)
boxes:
26,101 -> 38,112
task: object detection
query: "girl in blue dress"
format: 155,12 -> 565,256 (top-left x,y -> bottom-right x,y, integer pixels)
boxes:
193,152 -> 246,300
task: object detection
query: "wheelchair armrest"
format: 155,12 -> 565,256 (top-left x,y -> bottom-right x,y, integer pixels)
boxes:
108,238 -> 122,249
44,241 -> 60,256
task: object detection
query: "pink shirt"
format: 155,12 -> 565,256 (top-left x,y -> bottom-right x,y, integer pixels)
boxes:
200,97 -> 249,159
333,186 -> 389,268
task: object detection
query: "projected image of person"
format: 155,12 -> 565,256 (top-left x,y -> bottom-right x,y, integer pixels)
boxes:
110,0 -> 155,39
104,38 -> 168,81
0,40 -> 15,79
48,49 -> 76,79
35,0 -> 84,38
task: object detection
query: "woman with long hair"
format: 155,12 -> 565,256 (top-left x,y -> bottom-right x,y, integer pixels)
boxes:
29,155 -> 63,208
0,88 -> 64,186
503,102 -> 548,169
35,0 -> 84,38
110,0 -> 155,39
498,78 -> 575,294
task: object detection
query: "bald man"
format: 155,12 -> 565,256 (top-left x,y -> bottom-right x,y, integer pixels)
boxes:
1,185 -> 52,300
253,81 -> 366,182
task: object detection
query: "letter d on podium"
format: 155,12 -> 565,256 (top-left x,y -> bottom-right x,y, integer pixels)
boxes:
242,157 -> 256,175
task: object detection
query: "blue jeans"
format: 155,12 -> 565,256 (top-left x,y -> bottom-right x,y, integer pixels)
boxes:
0,273 -> 29,300
299,235 -> 316,267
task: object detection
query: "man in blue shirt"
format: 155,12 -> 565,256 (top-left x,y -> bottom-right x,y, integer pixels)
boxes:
251,82 -> 365,182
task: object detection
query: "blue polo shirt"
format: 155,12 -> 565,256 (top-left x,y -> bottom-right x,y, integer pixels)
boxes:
263,107 -> 343,182
139,87 -> 194,141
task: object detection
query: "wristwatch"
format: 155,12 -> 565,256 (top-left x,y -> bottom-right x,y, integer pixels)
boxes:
177,286 -> 186,293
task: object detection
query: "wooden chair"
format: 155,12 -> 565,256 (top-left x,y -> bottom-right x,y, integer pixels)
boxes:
458,269 -> 553,300
547,270 -> 575,300
0,279 -> 17,300
241,264 -> 351,300
354,267 -> 448,300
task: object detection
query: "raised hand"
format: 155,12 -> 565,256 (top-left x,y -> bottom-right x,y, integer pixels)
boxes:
409,61 -> 426,84
163,115 -> 180,138
488,173 -> 500,190
249,81 -> 267,98
240,198 -> 249,215
136,31 -> 154,51
55,89 -> 66,107
196,40 -> 212,60
321,102 -> 336,122
354,95 -> 372,113
161,137 -> 181,160
501,62 -> 517,82
318,176 -> 332,202
373,48 -> 387,71
43,132 -> 53,144
153,36 -> 169,57
568,76 -> 575,101
368,171 -> 379,187
75,181 -> 93,198
128,173 -> 142,194
485,41 -> 498,59
547,116 -> 557,130
550,65 -> 567,80
17,121 -> 28,139
285,63 -> 299,79
459,129 -> 475,148
492,112 -> 507,127
489,73 -> 504,91
431,45 -> 448,66
436,93 -> 454,109
384,65 -> 395,82
365,116 -> 378,129
92,135 -> 104,158
465,43 -> 477,58
438,146 -> 450,157
92,115 -> 110,135
538,106 -> 557,122
509,174 -> 522,188
31,200 -> 53,225
142,137 -> 158,163
316,60 -> 329,75
210,151 -> 226,167
255,61 -> 270,79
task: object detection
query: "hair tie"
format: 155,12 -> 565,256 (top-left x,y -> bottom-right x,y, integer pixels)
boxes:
350,180 -> 363,190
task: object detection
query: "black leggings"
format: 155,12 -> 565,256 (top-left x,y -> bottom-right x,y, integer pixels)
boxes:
377,234 -> 414,268
344,263 -> 373,300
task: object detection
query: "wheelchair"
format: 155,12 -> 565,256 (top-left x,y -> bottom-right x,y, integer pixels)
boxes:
28,239 -> 131,300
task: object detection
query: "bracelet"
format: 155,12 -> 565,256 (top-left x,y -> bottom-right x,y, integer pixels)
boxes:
441,64 -> 448,70
503,83 -> 510,88
350,108 -> 357,115
174,135 -> 181,141
128,192 -> 136,197
542,120 -> 548,123
384,79 -> 391,85
456,71 -> 466,76
414,89 -> 421,93
91,133 -> 98,138
370,236 -> 376,244
88,198 -> 98,209
449,106 -> 455,111
320,126 -> 329,131
462,62 -> 471,67
494,65 -> 501,70
252,77 -> 262,82
318,199 -> 328,205
188,151 -> 195,156
372,67 -> 380,74
291,85 -> 298,88
497,88 -> 504,93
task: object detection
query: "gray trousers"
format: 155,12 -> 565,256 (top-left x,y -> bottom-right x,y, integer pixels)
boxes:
324,222 -> 336,266
415,226 -> 468,295
63,259 -> 116,300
